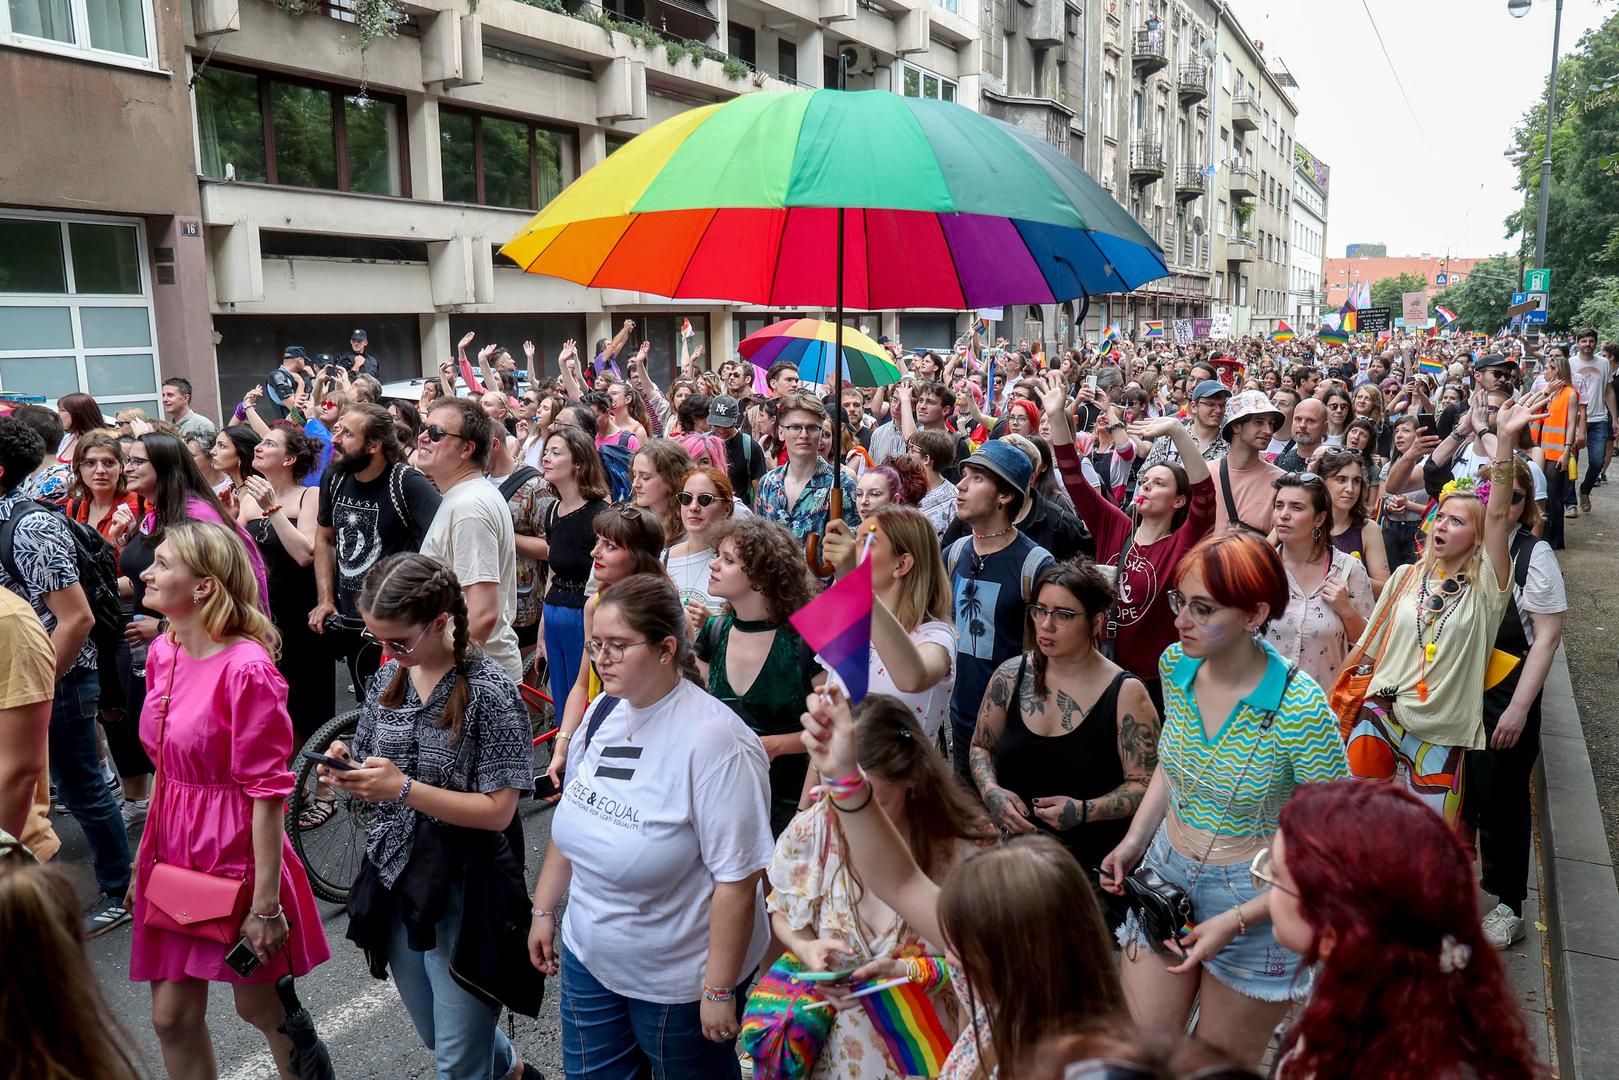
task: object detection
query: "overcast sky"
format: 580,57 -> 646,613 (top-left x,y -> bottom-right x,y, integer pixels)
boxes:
1230,0 -> 1613,259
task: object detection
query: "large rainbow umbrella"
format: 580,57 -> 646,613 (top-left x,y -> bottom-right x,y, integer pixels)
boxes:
500,90 -> 1168,308
740,319 -> 902,387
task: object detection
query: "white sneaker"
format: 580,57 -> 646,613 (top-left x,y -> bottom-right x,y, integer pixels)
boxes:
120,798 -> 149,829
1482,903 -> 1525,948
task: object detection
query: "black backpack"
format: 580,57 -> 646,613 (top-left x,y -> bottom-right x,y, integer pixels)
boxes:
0,500 -> 124,642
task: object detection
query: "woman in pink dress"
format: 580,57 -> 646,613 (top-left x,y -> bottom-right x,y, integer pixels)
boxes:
130,520 -> 329,1079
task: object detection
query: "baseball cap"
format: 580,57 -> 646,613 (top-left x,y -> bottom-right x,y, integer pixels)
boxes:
708,395 -> 742,429
1474,352 -> 1516,371
350,329 -> 368,342
960,440 -> 1033,516
1192,379 -> 1231,402
283,346 -> 310,361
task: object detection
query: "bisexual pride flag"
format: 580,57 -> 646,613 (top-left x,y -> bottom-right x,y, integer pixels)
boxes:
790,554 -> 873,703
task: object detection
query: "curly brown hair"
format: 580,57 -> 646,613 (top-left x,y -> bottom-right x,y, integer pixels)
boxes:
709,517 -> 818,623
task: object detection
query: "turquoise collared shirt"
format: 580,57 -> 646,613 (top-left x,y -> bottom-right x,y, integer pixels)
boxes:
1157,638 -> 1348,840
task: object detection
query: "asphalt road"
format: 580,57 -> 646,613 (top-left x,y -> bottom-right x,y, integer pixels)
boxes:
1549,480 -> 1619,882
67,671 -> 569,1079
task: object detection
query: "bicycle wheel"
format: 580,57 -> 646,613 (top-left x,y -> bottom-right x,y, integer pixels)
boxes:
286,710 -> 372,904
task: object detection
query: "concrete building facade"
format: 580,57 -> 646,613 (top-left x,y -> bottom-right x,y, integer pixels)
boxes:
1289,141 -> 1328,330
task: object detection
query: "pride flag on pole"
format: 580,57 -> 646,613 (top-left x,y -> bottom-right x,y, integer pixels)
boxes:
789,554 -> 873,703
1100,323 -> 1121,349
679,317 -> 695,339
1142,320 -> 1165,338
1338,302 -> 1357,334
858,979 -> 953,1077
1436,305 -> 1457,326
1270,320 -> 1295,343
1418,355 -> 1446,376
1318,324 -> 1349,346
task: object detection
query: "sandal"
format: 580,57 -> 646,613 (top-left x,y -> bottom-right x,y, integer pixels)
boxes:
297,795 -> 339,830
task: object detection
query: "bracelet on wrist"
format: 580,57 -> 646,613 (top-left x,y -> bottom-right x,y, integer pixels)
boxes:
251,904 -> 284,921
831,786 -> 874,813
531,908 -> 554,919
702,985 -> 736,1003
813,767 -> 868,801
260,504 -> 283,517
555,730 -> 573,741
1232,903 -> 1248,936
392,776 -> 413,806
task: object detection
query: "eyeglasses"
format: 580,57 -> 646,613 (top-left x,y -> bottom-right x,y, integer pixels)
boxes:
421,424 -> 467,443
361,623 -> 434,656
586,638 -> 651,664
1029,604 -> 1083,625
1249,847 -> 1299,898
1165,589 -> 1228,625
782,424 -> 821,437
125,456 -> 150,468
677,491 -> 720,507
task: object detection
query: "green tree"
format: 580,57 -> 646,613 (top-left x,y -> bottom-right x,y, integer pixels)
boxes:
1506,12 -> 1619,330
1432,253 -> 1521,333
1369,272 -> 1429,319
1574,275 -> 1619,339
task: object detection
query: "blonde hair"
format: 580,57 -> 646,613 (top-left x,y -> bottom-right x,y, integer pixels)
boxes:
162,521 -> 280,658
871,507 -> 952,630
1419,492 -> 1488,583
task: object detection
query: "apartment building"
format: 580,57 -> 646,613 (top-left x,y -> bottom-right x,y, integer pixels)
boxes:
1324,255 -> 1483,308
1,0 -> 214,418
1290,142 -> 1329,329
1209,2 -> 1295,337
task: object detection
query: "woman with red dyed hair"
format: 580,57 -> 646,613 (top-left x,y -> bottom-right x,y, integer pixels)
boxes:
1100,529 -> 1348,1068
1264,780 -> 1546,1079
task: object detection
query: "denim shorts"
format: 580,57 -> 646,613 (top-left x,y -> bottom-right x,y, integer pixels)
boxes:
1115,826 -> 1307,1002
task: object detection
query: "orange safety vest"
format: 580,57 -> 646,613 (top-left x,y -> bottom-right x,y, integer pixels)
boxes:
1532,385 -> 1579,462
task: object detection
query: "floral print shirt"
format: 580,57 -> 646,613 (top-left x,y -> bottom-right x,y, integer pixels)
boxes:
753,459 -> 860,543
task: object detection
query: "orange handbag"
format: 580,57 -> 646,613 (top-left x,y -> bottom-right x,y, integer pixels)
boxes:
1329,570 -> 1410,740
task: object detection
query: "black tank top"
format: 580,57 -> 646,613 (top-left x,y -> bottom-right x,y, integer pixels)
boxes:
993,658 -> 1134,873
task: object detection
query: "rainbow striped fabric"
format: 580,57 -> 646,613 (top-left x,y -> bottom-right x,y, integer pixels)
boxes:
858,979 -> 953,1077
1318,325 -> 1349,346
1271,320 -> 1294,342
1142,319 -> 1165,338
738,953 -> 835,1080
1100,323 -> 1122,348
1418,356 -> 1445,376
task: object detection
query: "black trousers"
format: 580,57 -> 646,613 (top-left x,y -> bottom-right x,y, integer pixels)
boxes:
1464,688 -> 1544,914
1544,463 -> 1567,550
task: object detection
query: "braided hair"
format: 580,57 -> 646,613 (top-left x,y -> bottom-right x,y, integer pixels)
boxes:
360,554 -> 475,744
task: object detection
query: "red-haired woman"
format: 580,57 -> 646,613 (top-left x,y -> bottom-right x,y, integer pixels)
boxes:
1264,781 -> 1546,1080
1099,529 -> 1348,1069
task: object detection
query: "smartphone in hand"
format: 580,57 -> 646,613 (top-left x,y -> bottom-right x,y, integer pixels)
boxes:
225,938 -> 261,978
301,750 -> 358,772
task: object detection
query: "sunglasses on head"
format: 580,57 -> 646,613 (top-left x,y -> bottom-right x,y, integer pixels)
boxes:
1275,471 -> 1322,487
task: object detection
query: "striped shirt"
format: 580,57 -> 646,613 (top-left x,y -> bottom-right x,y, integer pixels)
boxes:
1158,639 -> 1348,844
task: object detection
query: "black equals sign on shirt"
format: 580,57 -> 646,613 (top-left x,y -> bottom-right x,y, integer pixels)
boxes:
595,745 -> 643,781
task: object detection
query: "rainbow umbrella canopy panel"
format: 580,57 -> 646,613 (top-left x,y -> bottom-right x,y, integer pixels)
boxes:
500,89 -> 1169,309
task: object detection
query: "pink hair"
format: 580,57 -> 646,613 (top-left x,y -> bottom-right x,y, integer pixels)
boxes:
674,431 -> 727,470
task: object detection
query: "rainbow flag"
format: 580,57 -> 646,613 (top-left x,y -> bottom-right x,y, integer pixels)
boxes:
1100,323 -> 1121,348
1418,356 -> 1445,376
1338,302 -> 1357,334
1142,320 -> 1165,338
1436,305 -> 1457,326
1271,320 -> 1295,343
1318,324 -> 1349,346
790,555 -> 872,702
858,979 -> 953,1077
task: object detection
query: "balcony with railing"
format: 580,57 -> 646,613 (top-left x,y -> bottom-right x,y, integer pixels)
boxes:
1231,93 -> 1260,131
1132,29 -> 1167,75
1129,140 -> 1165,183
1226,163 -> 1257,198
1227,231 -> 1255,263
1174,164 -> 1205,200
1176,62 -> 1209,103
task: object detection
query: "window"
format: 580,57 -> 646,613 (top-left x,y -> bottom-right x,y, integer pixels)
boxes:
0,213 -> 160,414
1,0 -> 155,66
778,38 -> 797,83
439,108 -> 577,211
728,24 -> 755,66
194,66 -> 406,196
1103,74 -> 1117,139
897,61 -> 957,102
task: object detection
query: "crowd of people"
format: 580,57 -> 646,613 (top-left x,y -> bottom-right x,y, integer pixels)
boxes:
3,316 -> 1606,1080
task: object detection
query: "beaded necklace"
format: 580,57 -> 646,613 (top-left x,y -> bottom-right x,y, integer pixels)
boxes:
1414,567 -> 1469,702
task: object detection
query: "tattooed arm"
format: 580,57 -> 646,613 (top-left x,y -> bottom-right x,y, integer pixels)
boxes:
970,658 -> 1036,834
1033,679 -> 1160,830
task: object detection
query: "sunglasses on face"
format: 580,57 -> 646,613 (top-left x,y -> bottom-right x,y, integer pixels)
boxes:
676,491 -> 720,507
421,424 -> 467,443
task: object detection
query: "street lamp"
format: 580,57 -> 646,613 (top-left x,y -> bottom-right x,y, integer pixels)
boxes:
1510,0 -> 1564,275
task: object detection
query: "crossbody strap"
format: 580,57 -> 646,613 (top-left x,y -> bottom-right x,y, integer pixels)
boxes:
1345,564 -> 1413,674
139,644 -> 179,867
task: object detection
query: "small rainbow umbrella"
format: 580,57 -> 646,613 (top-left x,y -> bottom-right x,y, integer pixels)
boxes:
740,319 -> 901,388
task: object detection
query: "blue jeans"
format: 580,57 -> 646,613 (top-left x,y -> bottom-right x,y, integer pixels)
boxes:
49,666 -> 131,895
542,602 -> 585,718
560,949 -> 741,1080
387,884 -> 518,1080
1580,419 -> 1611,498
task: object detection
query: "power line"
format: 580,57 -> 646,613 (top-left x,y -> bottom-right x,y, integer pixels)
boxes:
1358,0 -> 1430,146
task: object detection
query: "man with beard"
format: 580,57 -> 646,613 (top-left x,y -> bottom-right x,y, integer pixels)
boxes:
308,403 -> 441,696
